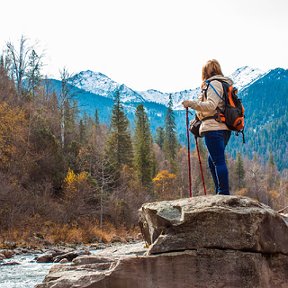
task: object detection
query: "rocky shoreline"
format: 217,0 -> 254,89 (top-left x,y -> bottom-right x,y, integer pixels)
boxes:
0,238 -> 143,266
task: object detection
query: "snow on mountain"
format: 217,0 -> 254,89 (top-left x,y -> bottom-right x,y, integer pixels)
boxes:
69,70 -> 118,97
137,88 -> 200,110
68,66 -> 268,110
171,88 -> 200,110
69,70 -> 145,103
230,66 -> 266,90
118,84 -> 146,103
139,66 -> 267,110
139,89 -> 168,106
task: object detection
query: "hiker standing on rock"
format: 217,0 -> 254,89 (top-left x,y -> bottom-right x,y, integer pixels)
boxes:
182,59 -> 232,195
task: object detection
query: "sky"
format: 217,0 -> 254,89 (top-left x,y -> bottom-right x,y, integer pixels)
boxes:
1,0 -> 287,92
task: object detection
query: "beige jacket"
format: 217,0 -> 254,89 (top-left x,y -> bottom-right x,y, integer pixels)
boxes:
188,75 -> 232,135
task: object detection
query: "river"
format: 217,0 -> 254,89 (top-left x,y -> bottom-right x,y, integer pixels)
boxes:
0,242 -> 145,287
0,253 -> 52,288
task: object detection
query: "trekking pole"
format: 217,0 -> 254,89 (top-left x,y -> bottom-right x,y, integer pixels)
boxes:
195,136 -> 207,195
185,108 -> 192,197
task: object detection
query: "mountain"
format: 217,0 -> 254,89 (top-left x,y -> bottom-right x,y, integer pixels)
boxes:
231,68 -> 288,171
68,66 -> 265,110
230,66 -> 267,90
69,71 -> 145,103
47,67 -> 287,171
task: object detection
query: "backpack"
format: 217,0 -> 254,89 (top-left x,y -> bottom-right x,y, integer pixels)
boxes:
205,79 -> 245,143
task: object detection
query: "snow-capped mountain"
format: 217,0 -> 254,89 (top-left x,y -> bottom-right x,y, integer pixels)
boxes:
138,66 -> 266,109
69,70 -> 145,103
230,66 -> 267,90
69,70 -> 118,97
139,88 -> 199,109
68,66 -> 267,110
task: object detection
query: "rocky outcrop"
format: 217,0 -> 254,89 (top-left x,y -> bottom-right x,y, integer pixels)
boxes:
35,196 -> 288,288
140,195 -> 288,255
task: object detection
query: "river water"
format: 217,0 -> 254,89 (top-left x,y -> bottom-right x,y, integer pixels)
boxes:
0,254 -> 52,288
0,242 -> 145,287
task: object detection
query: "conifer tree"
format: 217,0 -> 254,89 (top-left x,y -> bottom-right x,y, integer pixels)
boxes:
163,94 -> 178,171
105,90 -> 133,171
133,104 -> 154,188
79,119 -> 86,144
235,152 -> 245,189
267,151 -> 278,190
155,127 -> 165,149
26,49 -> 42,97
95,109 -> 100,127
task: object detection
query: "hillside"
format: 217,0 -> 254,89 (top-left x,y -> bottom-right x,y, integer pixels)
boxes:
231,68 -> 288,170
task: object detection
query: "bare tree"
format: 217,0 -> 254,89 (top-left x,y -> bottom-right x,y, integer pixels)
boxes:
59,67 -> 72,148
6,36 -> 31,98
6,35 -> 43,99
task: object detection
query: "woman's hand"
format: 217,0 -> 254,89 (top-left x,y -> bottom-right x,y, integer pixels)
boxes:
182,100 -> 193,108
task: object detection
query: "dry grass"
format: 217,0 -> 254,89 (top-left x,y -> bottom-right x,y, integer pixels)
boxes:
0,218 -> 140,248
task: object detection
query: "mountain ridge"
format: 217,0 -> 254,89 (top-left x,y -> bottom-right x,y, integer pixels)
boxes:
68,66 -> 267,109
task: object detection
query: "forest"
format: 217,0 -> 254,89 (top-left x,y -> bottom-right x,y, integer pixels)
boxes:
0,37 -> 287,247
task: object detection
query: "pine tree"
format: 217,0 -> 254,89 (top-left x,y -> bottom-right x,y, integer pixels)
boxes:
235,152 -> 245,189
105,90 -> 133,171
95,109 -> 100,127
26,49 -> 42,97
79,119 -> 86,144
267,151 -> 278,190
133,104 -> 154,188
163,94 -> 178,172
155,127 -> 165,149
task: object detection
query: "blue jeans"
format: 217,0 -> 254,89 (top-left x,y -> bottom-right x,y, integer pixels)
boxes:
204,130 -> 231,195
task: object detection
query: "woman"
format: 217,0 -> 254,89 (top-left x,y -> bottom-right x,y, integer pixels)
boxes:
182,59 -> 232,195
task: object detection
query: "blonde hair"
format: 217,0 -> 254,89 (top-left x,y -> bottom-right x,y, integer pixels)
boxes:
202,59 -> 224,82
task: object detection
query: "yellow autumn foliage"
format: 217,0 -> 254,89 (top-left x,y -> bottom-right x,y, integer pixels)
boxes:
65,168 -> 89,184
153,170 -> 176,184
153,170 -> 177,200
64,168 -> 89,194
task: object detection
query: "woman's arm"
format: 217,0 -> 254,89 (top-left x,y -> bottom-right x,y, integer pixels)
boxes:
183,81 -> 223,112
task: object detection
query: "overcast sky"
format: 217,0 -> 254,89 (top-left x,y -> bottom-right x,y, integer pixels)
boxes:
1,0 -> 287,92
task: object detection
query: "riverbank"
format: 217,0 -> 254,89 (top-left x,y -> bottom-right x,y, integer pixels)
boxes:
0,221 -> 141,250
0,224 -> 142,287
0,240 -> 145,288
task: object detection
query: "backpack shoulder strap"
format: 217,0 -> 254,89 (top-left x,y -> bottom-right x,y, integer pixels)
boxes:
205,80 -> 224,101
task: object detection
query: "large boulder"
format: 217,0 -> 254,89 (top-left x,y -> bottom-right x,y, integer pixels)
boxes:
35,195 -> 288,288
140,195 -> 288,255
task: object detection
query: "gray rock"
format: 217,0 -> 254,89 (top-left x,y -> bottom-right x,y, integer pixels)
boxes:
140,195 -> 288,255
59,258 -> 69,264
0,253 -> 5,261
36,253 -> 54,263
36,248 -> 91,263
0,249 -> 14,259
1,261 -> 21,266
53,250 -> 91,263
